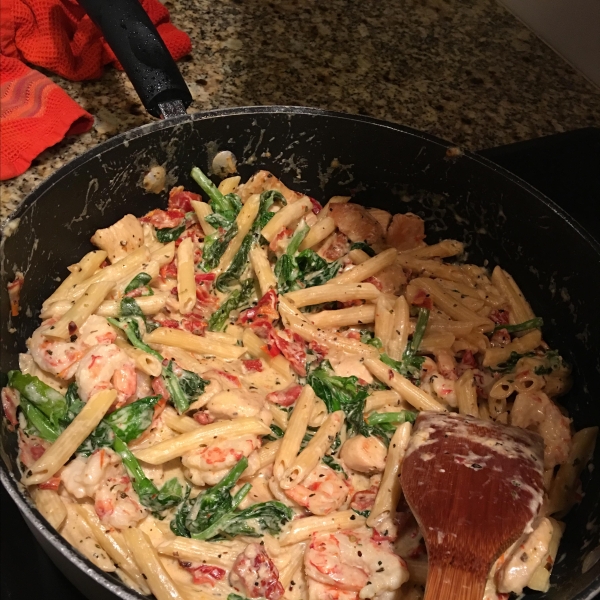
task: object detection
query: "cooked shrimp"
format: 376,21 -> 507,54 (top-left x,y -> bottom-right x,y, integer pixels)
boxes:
305,527 -> 409,599
182,435 -> 262,486
28,315 -> 117,380
510,392 -> 572,469
75,343 -> 137,407
61,448 -> 147,529
340,435 -> 387,473
284,463 -> 351,516
230,542 -> 284,600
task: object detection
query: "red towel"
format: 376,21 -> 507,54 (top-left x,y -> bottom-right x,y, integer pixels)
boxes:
0,0 -> 191,181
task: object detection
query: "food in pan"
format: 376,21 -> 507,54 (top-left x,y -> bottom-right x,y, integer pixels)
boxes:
2,167 -> 597,600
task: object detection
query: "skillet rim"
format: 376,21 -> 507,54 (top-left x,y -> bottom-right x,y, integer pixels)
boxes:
1,105 -> 599,600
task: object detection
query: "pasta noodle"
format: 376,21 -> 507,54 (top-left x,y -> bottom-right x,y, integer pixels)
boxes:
368,422 -> 412,527
330,248 -> 397,285
144,327 -> 246,360
299,216 -> 336,251
122,528 -> 184,600
285,282 -> 380,308
134,417 -> 271,464
261,197 -> 312,242
177,237 -> 196,314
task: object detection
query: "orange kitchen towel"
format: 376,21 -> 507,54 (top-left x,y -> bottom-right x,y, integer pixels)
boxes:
0,55 -> 94,180
0,0 -> 191,181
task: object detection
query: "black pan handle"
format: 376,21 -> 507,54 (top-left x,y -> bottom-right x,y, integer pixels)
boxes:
77,0 -> 192,118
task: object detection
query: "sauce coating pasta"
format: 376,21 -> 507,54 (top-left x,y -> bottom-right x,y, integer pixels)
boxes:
3,169 -> 596,600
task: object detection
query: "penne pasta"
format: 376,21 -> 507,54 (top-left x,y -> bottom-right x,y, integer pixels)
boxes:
273,385 -> 315,479
191,200 -> 216,236
242,328 -> 293,381
491,266 -> 535,324
218,175 -> 241,195
42,250 -> 108,309
279,510 -> 366,546
75,504 -> 150,594
364,358 -> 446,412
386,295 -> 410,360
67,246 -> 151,301
157,537 -> 244,569
249,246 -> 277,295
365,390 -> 404,413
122,528 -> 184,600
368,422 -> 412,526
281,410 -> 344,488
96,293 -> 168,318
309,304 -> 376,328
455,369 -> 478,417
133,417 -> 271,464
176,237 -> 196,314
144,327 -> 246,360
409,277 -> 493,327
331,248 -> 397,285
214,193 -> 261,275
347,248 -> 371,264
23,389 -> 117,485
547,427 -> 598,516
115,337 -> 162,376
43,281 -> 114,340
29,487 -> 67,530
261,197 -> 312,242
299,216 -> 336,250
285,282 -> 380,308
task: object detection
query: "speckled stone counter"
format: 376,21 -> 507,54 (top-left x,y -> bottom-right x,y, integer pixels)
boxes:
2,0 -> 599,221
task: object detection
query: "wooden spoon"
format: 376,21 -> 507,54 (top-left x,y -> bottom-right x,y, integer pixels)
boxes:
401,411 -> 545,600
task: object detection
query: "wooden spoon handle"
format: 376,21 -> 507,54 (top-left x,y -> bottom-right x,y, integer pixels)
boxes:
424,564 -> 487,600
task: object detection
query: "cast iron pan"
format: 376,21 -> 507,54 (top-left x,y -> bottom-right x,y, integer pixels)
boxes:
1,1 -> 599,599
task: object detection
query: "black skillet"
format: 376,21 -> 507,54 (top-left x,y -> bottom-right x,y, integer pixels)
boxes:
1,0 -> 599,598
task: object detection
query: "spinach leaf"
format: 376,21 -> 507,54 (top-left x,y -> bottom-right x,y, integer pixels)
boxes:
120,297 -> 145,318
20,400 -> 60,442
350,242 -> 375,257
105,396 -> 161,442
113,436 -> 184,513
492,317 -> 543,334
208,279 -> 255,331
8,371 -> 67,428
124,273 -> 154,296
107,316 -> 163,361
162,361 -> 208,414
366,411 -> 417,434
171,459 -> 293,541
157,223 -> 186,243
200,222 -> 238,272
173,458 -> 248,538
214,501 -> 293,538
191,167 -> 242,223
360,331 -> 383,348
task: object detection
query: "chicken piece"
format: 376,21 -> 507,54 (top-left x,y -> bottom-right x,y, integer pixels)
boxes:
367,207 -> 392,232
340,435 -> 387,473
385,212 -> 426,251
330,203 -> 385,248
237,170 -> 306,204
372,262 -> 407,295
91,214 -> 144,263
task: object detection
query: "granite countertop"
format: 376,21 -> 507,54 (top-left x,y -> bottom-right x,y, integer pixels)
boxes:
1,0 -> 599,221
